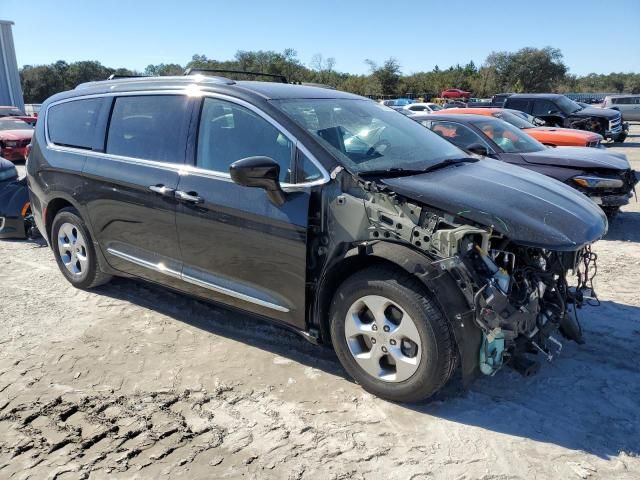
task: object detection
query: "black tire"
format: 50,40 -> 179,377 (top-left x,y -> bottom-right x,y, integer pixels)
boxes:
51,207 -> 112,289
603,206 -> 620,221
329,266 -> 457,403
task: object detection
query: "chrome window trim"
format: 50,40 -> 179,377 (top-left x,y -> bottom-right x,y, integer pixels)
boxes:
44,89 -> 331,189
0,217 -> 5,232
106,247 -> 290,313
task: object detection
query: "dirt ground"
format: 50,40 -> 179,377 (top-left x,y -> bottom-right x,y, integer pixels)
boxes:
2,125 -> 640,480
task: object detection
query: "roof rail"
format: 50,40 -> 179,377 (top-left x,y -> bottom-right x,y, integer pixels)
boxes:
183,68 -> 288,84
106,74 -> 150,80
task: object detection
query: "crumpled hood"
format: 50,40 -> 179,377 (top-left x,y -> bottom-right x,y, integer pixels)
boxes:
382,159 -> 607,251
523,147 -> 630,170
574,106 -> 619,120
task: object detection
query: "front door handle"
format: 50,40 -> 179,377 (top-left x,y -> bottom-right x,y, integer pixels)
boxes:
149,184 -> 175,196
175,190 -> 204,204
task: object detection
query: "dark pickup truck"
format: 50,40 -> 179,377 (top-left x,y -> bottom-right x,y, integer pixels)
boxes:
504,93 -> 628,142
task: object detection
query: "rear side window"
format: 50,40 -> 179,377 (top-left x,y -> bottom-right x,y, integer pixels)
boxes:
504,98 -> 529,112
532,100 -> 558,116
106,95 -> 190,163
47,98 -> 102,149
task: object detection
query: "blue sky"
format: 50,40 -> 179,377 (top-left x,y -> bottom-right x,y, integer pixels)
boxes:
2,0 -> 639,75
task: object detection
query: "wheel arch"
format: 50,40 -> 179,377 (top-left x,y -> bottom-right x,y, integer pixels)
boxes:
44,195 -> 79,243
312,241 -> 482,383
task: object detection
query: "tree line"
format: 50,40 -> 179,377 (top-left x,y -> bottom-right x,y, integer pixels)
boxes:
19,47 -> 640,104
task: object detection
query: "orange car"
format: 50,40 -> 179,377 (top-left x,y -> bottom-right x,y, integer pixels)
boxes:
440,108 -> 603,148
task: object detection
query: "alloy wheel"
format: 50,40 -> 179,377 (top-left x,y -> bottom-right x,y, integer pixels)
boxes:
57,222 -> 89,277
344,295 -> 422,382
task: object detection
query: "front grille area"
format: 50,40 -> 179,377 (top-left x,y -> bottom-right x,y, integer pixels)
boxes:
609,113 -> 622,131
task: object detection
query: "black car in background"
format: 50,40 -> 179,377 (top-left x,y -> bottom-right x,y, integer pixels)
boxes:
504,93 -> 628,142
28,76 -> 606,402
410,113 -> 638,218
0,156 -> 34,239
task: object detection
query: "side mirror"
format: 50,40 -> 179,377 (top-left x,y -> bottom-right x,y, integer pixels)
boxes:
229,156 -> 286,206
467,143 -> 489,156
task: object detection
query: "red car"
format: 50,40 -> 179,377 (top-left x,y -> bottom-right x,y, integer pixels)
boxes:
441,88 -> 472,99
0,119 -> 34,162
0,106 -> 37,126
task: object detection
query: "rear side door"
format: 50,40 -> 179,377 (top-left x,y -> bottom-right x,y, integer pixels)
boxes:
174,96 -> 326,328
83,94 -> 194,286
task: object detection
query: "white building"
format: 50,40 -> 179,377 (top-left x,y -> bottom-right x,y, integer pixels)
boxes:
0,20 -> 24,110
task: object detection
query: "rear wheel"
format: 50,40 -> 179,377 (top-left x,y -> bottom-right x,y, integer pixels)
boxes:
51,208 -> 111,289
329,266 -> 457,402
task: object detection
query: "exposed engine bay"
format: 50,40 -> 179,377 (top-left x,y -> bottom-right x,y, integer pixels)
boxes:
324,170 -> 599,378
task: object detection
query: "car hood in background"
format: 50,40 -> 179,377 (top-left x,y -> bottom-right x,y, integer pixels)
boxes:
522,147 -> 630,170
573,106 -> 619,120
527,126 -> 601,142
382,159 -> 607,251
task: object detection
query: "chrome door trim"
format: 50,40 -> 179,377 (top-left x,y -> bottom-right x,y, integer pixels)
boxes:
106,247 -> 182,279
106,247 -> 290,313
181,272 -> 290,313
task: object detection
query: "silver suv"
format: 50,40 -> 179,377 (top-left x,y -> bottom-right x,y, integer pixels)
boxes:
602,94 -> 640,121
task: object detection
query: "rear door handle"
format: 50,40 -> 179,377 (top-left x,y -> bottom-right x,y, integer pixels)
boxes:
175,190 -> 204,204
149,184 -> 175,196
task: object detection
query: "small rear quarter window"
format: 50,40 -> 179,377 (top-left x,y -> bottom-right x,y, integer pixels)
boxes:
47,98 -> 103,149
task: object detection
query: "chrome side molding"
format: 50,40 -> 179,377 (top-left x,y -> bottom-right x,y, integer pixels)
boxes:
106,247 -> 290,313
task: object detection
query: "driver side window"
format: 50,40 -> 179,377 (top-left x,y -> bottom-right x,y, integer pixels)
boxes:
532,100 -> 558,116
428,121 -> 492,152
197,98 -> 294,183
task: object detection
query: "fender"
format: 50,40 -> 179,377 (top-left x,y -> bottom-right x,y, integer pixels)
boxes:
40,190 -> 117,277
314,240 -> 481,384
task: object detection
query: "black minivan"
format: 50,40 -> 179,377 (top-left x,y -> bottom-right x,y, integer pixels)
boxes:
28,75 -> 606,402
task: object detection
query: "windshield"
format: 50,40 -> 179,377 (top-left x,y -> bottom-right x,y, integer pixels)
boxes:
556,96 -> 583,114
0,119 -> 32,131
272,98 -> 466,174
428,104 -> 443,111
472,118 -> 545,153
493,110 -> 535,129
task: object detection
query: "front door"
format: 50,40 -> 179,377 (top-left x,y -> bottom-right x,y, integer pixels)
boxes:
174,96 -> 319,328
83,94 -> 193,286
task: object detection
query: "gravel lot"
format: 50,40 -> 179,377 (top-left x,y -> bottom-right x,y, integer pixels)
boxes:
2,125 -> 640,479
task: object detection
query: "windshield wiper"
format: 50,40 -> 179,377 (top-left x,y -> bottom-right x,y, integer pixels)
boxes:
421,157 -> 478,173
359,158 -> 477,178
359,167 -> 430,178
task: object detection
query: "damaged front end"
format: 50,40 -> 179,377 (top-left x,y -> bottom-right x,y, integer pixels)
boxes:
322,162 -> 605,383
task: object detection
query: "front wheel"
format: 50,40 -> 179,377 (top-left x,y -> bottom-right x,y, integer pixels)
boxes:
51,207 -> 112,289
329,266 -> 457,402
